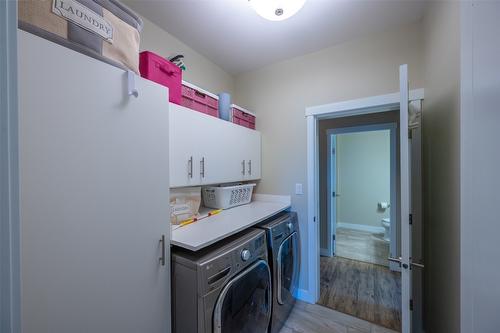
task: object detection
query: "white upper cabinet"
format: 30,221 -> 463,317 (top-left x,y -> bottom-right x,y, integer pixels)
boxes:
169,103 -> 261,187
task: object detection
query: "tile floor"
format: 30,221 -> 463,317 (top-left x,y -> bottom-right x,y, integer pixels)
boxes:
335,227 -> 390,267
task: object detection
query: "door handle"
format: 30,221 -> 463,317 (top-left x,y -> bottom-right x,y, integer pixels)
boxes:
388,256 -> 402,265
159,235 -> 166,266
200,157 -> 205,178
388,256 -> 424,270
248,160 -> 252,175
242,160 -> 246,176
388,256 -> 409,269
410,261 -> 425,269
188,156 -> 193,178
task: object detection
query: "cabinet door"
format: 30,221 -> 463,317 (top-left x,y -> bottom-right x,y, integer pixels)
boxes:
169,103 -> 201,187
246,129 -> 262,180
169,104 -> 262,186
19,32 -> 171,333
169,105 -> 244,186
235,126 -> 261,181
201,119 -> 248,184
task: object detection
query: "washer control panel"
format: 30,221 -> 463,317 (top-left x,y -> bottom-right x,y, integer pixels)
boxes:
241,249 -> 251,261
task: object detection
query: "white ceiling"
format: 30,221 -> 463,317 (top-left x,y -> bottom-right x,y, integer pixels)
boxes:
126,0 -> 427,74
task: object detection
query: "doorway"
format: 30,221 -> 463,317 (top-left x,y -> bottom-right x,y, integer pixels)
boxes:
325,123 -> 397,271
304,70 -> 424,333
318,117 -> 401,331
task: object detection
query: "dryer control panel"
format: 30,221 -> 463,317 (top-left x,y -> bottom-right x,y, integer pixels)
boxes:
199,229 -> 267,294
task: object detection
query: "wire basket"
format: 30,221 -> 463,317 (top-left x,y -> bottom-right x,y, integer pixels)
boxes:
202,183 -> 256,209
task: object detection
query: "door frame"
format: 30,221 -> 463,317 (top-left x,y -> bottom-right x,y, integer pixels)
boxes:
325,123 -> 397,269
323,134 -> 337,257
0,1 -> 20,332
302,87 -> 424,305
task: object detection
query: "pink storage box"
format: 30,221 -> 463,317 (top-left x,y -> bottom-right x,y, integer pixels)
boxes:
231,105 -> 256,130
139,51 -> 182,104
181,81 -> 219,118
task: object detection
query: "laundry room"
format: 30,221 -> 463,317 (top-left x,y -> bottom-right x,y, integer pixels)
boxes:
2,1 -> 500,333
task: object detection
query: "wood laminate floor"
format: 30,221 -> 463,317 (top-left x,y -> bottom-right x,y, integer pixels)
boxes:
336,227 -> 390,267
318,256 -> 401,331
280,300 -> 398,333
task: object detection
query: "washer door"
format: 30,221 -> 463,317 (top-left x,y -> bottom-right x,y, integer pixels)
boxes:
213,259 -> 272,333
277,231 -> 299,305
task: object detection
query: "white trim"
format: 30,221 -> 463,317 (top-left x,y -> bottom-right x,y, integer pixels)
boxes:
0,2 -> 20,332
306,88 -> 424,117
305,115 -> 320,304
319,248 -> 331,257
399,64 -> 411,333
305,84 -> 424,309
337,222 -> 385,234
460,2 -> 474,333
325,134 -> 335,257
296,288 -> 315,304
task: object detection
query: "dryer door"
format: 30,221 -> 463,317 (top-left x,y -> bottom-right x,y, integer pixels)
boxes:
277,232 -> 299,305
213,260 -> 272,333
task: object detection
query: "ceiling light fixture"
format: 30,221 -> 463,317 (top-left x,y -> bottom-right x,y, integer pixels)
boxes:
249,0 -> 307,21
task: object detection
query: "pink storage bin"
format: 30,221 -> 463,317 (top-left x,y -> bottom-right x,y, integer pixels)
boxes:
139,51 -> 182,104
231,105 -> 256,130
181,82 -> 219,118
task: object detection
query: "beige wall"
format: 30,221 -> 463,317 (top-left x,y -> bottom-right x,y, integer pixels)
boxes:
139,17 -> 234,95
422,1 -> 461,332
336,130 -> 391,228
234,22 -> 424,290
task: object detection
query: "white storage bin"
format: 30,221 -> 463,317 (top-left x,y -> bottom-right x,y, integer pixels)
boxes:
202,183 -> 256,209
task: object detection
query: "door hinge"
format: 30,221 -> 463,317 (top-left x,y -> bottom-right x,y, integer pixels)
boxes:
313,216 -> 316,222
410,299 -> 414,311
409,214 -> 413,225
332,234 -> 336,241
332,147 -> 336,155
332,191 -> 335,197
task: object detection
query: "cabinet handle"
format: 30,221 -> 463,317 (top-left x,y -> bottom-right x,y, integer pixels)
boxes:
188,156 -> 193,178
200,157 -> 205,178
248,160 -> 252,175
242,160 -> 246,176
159,235 -> 166,266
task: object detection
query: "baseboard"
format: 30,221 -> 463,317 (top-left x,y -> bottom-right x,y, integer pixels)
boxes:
296,288 -> 315,304
337,222 -> 384,234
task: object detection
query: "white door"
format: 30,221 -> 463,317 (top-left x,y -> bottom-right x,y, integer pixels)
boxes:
326,134 -> 337,257
398,64 -> 412,333
169,103 -> 201,187
242,128 -> 262,181
199,115 -> 245,185
19,31 -> 171,333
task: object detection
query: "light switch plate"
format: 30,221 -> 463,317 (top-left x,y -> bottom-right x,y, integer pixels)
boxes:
295,183 -> 303,195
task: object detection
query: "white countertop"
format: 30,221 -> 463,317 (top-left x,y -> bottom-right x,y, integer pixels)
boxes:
171,195 -> 291,251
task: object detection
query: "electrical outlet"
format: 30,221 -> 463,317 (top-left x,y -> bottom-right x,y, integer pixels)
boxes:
295,183 -> 303,195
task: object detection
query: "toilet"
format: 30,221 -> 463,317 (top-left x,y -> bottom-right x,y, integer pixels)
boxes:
381,218 -> 390,242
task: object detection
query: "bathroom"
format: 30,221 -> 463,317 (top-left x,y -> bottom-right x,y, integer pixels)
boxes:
318,116 -> 402,330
